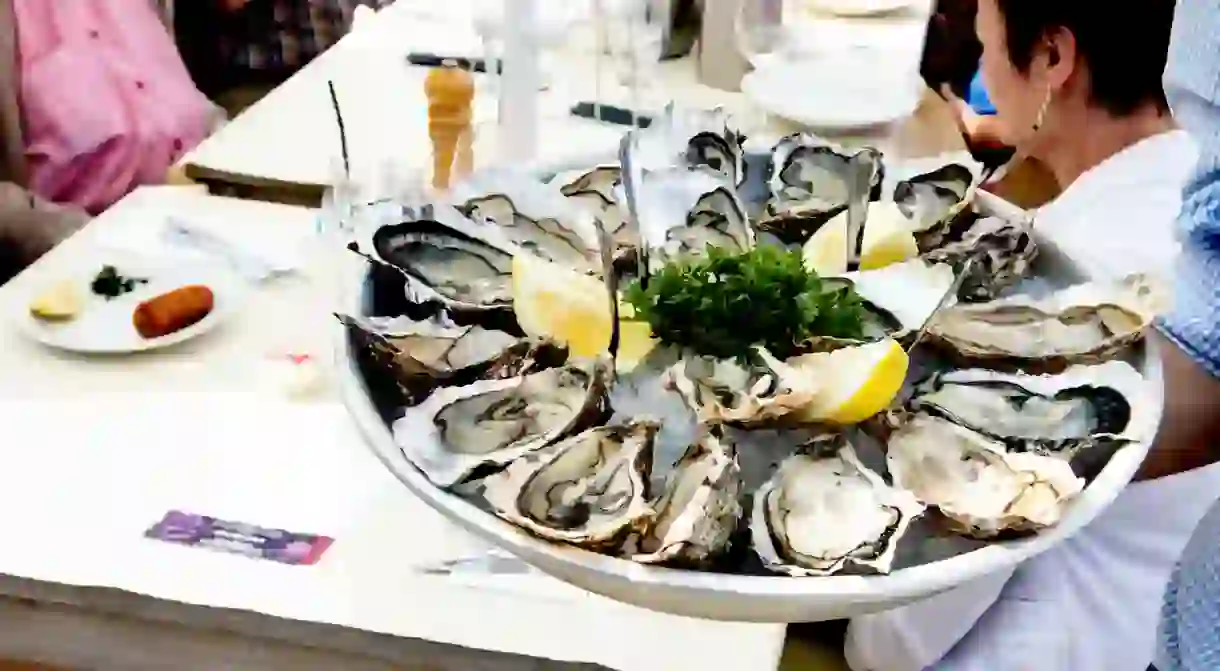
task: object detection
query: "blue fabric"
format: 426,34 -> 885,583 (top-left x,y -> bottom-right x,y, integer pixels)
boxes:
1155,0 -> 1220,669
966,70 -> 995,116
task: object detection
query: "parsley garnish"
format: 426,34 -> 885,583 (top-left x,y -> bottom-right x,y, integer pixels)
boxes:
624,246 -> 867,360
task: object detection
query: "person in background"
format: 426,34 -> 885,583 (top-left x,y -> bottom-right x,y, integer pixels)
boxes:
176,0 -> 391,116
0,0 -> 217,281
845,2 -> 1220,670
1152,0 -> 1220,668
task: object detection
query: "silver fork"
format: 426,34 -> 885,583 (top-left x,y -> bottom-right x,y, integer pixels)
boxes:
163,218 -> 287,283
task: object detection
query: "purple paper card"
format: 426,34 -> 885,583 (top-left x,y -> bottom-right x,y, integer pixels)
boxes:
144,510 -> 334,566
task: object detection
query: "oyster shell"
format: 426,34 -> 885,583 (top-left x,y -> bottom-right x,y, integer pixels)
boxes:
460,194 -> 599,271
483,421 -> 658,552
886,413 -> 1084,537
911,361 -> 1152,444
634,104 -> 746,185
630,426 -> 744,567
835,260 -> 958,339
894,163 -> 975,240
665,347 -> 818,426
558,166 -> 635,259
906,361 -> 1151,483
759,134 -> 883,245
338,314 -> 568,407
925,274 -> 1160,373
368,209 -> 519,313
922,215 -> 1037,302
627,166 -> 754,269
392,356 -> 614,488
752,434 -> 924,576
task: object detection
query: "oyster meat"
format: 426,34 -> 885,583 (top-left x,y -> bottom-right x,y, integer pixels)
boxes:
461,194 -> 599,271
626,166 -> 754,269
925,274 -> 1160,372
759,134 -> 883,245
339,314 -> 568,406
483,421 -> 658,552
630,427 -> 744,567
665,347 -> 818,426
392,357 -> 613,488
922,215 -> 1037,302
752,434 -> 925,576
886,413 -> 1084,537
368,210 -> 518,313
908,361 -> 1152,476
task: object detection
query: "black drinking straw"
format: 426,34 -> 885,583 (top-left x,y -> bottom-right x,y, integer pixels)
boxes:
327,80 -> 350,178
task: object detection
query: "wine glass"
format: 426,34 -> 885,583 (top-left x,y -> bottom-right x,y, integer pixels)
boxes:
601,0 -> 666,123
734,0 -> 787,140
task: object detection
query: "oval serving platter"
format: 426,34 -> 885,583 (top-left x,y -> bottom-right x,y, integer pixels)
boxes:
336,122 -> 1162,622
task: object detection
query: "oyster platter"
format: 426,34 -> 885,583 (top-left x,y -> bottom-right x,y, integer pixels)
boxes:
336,106 -> 1163,622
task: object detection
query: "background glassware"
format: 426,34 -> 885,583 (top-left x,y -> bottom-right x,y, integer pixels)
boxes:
600,0 -> 666,120
734,0 -> 786,139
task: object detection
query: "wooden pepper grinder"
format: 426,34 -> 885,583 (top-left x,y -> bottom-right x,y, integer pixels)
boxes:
424,63 -> 475,191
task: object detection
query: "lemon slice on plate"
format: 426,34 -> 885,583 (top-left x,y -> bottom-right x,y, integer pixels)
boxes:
791,338 -> 910,425
512,254 -> 658,365
802,201 -> 919,276
29,281 -> 83,322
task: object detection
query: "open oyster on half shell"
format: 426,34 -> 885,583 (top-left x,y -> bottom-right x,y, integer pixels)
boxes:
759,134 -> 884,245
664,347 -> 819,427
392,356 -> 614,488
831,260 -> 958,340
752,433 -> 925,576
559,166 -> 631,242
894,163 -> 976,246
625,166 -> 754,271
629,426 -> 744,567
925,274 -> 1161,372
905,361 -> 1153,471
363,206 -> 520,318
633,103 -> 746,186
483,421 -> 658,553
459,193 -> 600,273
922,215 -> 1038,302
338,314 -> 568,407
886,413 -> 1085,538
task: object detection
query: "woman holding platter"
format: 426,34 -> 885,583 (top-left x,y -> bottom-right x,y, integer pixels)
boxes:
844,2 -> 1220,670
1152,0 -> 1220,668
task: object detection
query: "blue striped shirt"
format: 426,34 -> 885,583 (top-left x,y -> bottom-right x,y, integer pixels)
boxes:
1155,0 -> 1220,668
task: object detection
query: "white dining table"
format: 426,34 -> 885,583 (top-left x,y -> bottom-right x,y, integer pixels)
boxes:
181,0 -> 961,196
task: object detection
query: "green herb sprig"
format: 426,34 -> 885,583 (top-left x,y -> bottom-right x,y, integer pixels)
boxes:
624,246 -> 867,360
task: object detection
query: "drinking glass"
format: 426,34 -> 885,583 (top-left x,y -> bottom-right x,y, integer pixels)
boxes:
734,0 -> 786,139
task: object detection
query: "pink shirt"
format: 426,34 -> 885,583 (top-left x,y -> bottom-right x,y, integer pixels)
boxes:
14,0 -> 214,214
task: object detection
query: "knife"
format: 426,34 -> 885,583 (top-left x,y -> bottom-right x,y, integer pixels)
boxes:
407,52 -> 501,74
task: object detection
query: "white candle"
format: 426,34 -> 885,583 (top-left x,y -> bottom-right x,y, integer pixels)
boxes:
499,0 -> 542,163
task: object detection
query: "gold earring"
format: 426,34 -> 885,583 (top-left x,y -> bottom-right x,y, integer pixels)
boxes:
1031,86 -> 1053,132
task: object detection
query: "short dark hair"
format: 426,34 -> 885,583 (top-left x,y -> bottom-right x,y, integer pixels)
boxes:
995,0 -> 1172,116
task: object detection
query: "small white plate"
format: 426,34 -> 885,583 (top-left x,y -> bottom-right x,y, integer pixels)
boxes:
802,0 -> 922,17
742,54 -> 922,130
17,260 -> 240,355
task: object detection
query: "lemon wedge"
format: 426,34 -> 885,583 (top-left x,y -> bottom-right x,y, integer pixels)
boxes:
791,338 -> 909,425
29,281 -> 83,321
512,254 -> 659,365
802,201 -> 920,276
